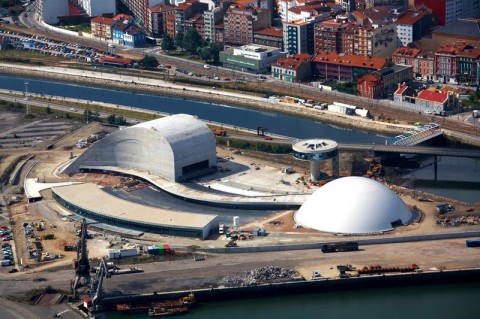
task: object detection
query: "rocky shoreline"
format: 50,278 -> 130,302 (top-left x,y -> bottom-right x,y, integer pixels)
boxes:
0,65 -> 411,136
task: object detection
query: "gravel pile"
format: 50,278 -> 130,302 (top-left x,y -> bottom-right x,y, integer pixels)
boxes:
218,266 -> 298,287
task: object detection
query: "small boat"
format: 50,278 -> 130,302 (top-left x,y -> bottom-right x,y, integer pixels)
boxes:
148,306 -> 189,317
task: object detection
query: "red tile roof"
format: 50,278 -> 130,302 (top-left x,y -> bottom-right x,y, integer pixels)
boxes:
113,14 -> 132,21
416,90 -> 448,103
395,11 -> 424,25
255,28 -> 283,37
359,73 -> 381,83
394,85 -> 408,95
393,47 -> 421,57
91,16 -> 115,25
351,10 -> 368,20
149,4 -> 175,12
273,54 -> 312,70
312,51 -> 388,69
100,57 -> 133,65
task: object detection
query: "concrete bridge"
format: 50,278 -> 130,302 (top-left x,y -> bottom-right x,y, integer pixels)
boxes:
385,123 -> 442,146
338,143 -> 480,159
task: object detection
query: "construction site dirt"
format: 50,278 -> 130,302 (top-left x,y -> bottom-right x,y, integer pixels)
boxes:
0,108 -> 479,303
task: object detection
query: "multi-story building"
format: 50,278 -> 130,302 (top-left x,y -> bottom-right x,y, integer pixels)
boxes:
357,73 -> 383,99
415,50 -> 435,81
271,53 -> 312,82
313,19 -> 397,58
148,4 -> 176,38
393,47 -> 437,80
90,16 -> 115,39
204,6 -> 223,42
112,15 -> 134,44
118,0 -> 162,30
224,5 -> 271,46
394,11 -> 428,47
435,42 -> 480,84
374,64 -> 413,96
314,18 -> 352,53
123,25 -> 146,47
284,15 -> 326,55
253,28 -> 283,50
219,44 -> 286,73
392,47 -> 421,66
414,0 -> 480,26
37,0 -> 69,24
185,12 -> 205,38
311,51 -> 389,82
78,0 -> 116,17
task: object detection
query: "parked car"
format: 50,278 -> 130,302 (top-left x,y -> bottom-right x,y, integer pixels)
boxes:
203,64 -> 210,69
2,236 -> 12,241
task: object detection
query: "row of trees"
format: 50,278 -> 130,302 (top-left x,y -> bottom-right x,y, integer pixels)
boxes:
162,28 -> 222,63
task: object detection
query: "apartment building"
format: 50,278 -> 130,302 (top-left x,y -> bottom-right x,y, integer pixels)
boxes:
224,5 -> 271,46
312,51 -> 388,82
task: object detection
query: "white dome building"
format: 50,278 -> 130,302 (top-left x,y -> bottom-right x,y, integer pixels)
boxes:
295,177 -> 412,234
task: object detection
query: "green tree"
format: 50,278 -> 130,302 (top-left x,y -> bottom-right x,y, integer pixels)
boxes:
107,114 -> 116,124
45,106 -> 52,114
139,55 -> 159,69
183,28 -> 202,54
115,116 -> 127,125
209,42 -> 223,63
161,35 -> 176,52
198,46 -> 211,62
175,31 -> 184,51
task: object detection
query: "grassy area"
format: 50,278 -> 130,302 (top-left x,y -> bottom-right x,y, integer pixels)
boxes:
216,137 -> 292,154
0,48 -> 63,65
60,23 -> 91,33
328,81 -> 358,95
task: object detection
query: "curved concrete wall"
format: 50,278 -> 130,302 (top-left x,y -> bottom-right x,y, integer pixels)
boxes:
65,115 -> 217,182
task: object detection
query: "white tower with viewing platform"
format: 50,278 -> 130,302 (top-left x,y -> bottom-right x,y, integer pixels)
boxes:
292,139 -> 339,181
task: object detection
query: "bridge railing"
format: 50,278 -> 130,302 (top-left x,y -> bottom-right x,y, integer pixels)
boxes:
386,123 -> 441,146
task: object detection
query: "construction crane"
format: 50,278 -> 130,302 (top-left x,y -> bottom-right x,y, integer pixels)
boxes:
71,218 -> 91,299
89,258 -> 111,313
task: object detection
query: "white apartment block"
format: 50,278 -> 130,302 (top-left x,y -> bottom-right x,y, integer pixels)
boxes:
79,0 -> 116,17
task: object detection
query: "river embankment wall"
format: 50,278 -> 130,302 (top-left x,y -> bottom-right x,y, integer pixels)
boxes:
2,64 -> 479,147
99,268 -> 480,308
0,65 -> 414,137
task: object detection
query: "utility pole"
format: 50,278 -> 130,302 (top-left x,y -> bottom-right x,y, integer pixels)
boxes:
24,81 -> 30,116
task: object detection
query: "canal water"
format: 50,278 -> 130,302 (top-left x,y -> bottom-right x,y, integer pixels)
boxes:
0,75 -> 479,203
103,281 -> 480,319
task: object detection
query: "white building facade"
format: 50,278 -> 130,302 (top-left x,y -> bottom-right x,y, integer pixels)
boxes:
38,0 -> 69,24
79,0 -> 116,17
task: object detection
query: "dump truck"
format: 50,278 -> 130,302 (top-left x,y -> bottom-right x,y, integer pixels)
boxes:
321,242 -> 359,253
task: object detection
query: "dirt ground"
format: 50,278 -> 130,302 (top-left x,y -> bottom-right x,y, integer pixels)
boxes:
1,111 -> 479,273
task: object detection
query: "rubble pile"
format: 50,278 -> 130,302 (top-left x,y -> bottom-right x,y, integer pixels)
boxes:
436,215 -> 479,227
218,266 -> 298,287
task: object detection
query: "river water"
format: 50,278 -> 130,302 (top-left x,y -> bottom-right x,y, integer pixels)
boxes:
103,281 -> 480,319
0,75 -> 479,203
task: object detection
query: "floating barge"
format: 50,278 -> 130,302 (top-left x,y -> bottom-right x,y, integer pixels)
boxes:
116,293 -> 195,315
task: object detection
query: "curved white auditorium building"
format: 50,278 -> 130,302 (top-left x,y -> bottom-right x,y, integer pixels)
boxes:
64,114 -> 217,182
294,177 -> 413,234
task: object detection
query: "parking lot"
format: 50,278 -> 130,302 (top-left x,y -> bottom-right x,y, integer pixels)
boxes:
0,118 -> 75,151
0,224 -> 16,273
0,29 -> 119,62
